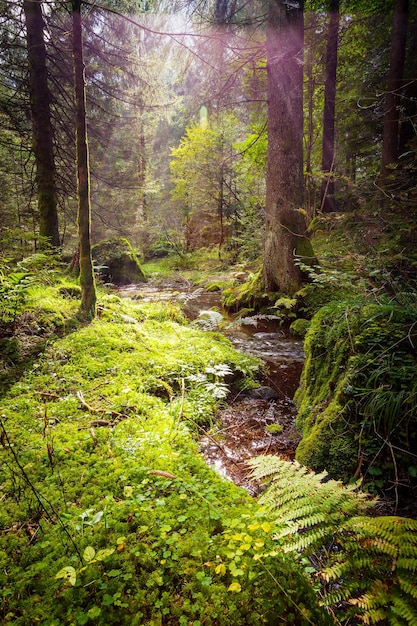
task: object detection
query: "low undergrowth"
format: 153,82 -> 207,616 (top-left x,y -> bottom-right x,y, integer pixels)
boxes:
249,456 -> 417,626
295,297 -> 417,506
0,265 -> 331,625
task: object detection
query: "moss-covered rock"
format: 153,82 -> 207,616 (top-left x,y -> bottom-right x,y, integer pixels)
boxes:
92,238 -> 147,285
295,299 -> 417,495
222,270 -> 268,312
290,318 -> 310,337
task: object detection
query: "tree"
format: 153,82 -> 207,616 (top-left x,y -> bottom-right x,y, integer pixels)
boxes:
23,0 -> 60,248
380,0 -> 409,182
72,0 -> 96,319
320,0 -> 340,212
170,113 -> 240,251
263,0 -> 314,294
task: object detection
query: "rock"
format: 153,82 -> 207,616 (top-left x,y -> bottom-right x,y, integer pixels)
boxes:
92,237 -> 147,285
247,386 -> 280,401
192,310 -> 224,330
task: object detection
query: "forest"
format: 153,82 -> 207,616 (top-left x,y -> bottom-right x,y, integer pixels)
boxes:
1,0 -> 417,624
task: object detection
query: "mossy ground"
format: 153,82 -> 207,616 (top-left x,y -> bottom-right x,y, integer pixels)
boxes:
0,265 -> 330,626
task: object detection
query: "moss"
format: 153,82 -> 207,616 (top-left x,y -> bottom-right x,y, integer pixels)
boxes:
295,235 -> 317,269
92,237 -> 147,285
0,269 -> 332,626
266,423 -> 283,434
295,299 -> 417,491
290,318 -> 310,337
222,270 -> 268,312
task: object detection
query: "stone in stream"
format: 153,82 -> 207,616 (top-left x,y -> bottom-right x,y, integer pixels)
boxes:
192,310 -> 224,330
247,386 -> 280,401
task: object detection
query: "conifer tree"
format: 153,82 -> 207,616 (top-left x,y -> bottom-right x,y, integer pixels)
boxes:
263,0 -> 314,294
72,0 -> 96,319
23,0 -> 60,248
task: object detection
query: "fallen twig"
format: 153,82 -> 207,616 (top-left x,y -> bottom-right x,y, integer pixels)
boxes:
76,390 -> 127,420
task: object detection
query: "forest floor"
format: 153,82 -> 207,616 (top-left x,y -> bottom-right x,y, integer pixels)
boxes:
1,248 -> 416,624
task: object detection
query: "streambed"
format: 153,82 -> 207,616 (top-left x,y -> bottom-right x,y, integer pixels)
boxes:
118,280 -> 305,492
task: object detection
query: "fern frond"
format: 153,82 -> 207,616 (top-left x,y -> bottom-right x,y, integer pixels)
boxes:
361,607 -> 390,625
248,456 -> 417,626
400,544 -> 417,558
396,557 -> 417,571
321,561 -> 352,583
391,596 -> 417,626
281,528 -> 329,552
249,456 -> 372,554
279,505 -> 327,527
323,584 -> 356,606
346,515 -> 417,547
399,577 -> 417,599
349,580 -> 390,610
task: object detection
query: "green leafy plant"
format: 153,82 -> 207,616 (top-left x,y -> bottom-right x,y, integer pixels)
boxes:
248,456 -> 417,626
0,268 -> 31,329
322,515 -> 417,625
248,456 -> 371,554
187,363 -> 233,401
55,545 -> 115,587
295,299 -> 417,494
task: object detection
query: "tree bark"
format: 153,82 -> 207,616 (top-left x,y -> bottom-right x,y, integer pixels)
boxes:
380,0 -> 409,182
23,0 -> 60,249
72,0 -> 96,319
320,0 -> 340,213
263,0 -> 314,294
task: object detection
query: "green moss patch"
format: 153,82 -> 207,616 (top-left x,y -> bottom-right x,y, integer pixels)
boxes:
0,274 -> 330,625
295,299 -> 417,494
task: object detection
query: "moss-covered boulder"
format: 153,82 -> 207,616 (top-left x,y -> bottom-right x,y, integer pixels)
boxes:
295,299 -> 417,496
92,238 -> 147,285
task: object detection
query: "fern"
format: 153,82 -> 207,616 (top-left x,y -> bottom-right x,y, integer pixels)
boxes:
0,269 -> 32,328
248,456 -> 417,625
248,456 -> 371,553
326,516 -> 417,625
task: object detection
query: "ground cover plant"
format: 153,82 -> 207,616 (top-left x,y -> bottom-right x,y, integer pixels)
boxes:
0,265 -> 331,626
295,297 -> 417,503
249,456 -> 417,626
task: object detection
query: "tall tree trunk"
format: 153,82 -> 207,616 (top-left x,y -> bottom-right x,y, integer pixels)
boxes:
305,14 -> 316,218
320,0 -> 340,213
380,0 -> 409,182
72,0 -> 96,320
23,0 -> 60,249
263,0 -> 314,294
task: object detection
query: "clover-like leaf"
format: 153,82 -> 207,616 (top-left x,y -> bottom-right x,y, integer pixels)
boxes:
83,546 -> 96,563
55,566 -> 77,586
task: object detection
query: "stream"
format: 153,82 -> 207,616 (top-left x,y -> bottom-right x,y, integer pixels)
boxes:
118,280 -> 305,494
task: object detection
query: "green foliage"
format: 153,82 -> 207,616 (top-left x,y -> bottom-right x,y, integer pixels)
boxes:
290,318 -> 311,337
295,299 -> 417,493
0,257 -> 82,394
231,124 -> 267,261
265,423 -> 283,434
170,113 -> 242,251
0,269 -> 334,625
0,252 -> 62,330
0,267 -> 31,329
248,457 -> 371,554
323,515 -> 417,625
249,456 -> 417,626
222,270 -> 266,312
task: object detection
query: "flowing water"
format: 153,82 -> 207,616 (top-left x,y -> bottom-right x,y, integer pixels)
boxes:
118,280 -> 305,493
203,318 -> 304,494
